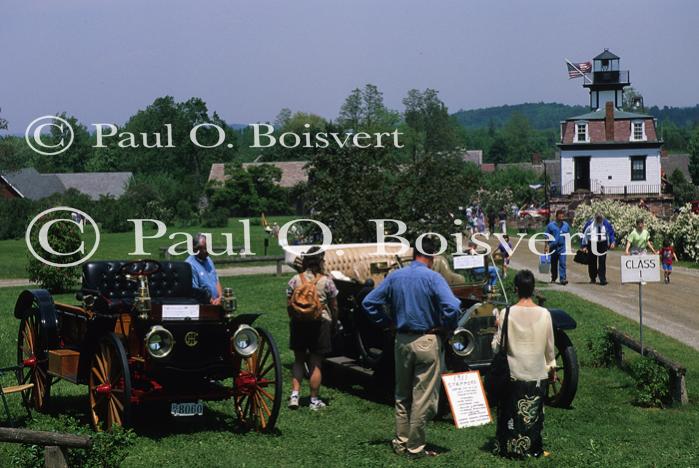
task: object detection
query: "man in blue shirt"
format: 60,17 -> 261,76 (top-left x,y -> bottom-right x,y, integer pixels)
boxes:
581,213 -> 616,285
362,238 -> 461,458
544,209 -> 571,285
185,234 -> 223,304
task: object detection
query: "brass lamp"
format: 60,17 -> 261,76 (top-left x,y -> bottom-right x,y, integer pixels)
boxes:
222,287 -> 237,320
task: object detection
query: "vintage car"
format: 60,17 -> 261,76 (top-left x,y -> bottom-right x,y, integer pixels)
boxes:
285,243 -> 579,408
13,259 -> 282,432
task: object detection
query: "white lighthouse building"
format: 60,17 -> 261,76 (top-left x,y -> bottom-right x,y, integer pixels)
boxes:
558,50 -> 663,197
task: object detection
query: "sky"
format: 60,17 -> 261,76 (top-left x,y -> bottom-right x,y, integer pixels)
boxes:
2,0 -> 698,133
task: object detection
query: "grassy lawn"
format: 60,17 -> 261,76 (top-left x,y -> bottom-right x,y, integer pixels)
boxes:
0,216 -> 295,280
0,275 -> 698,467
676,260 -> 699,270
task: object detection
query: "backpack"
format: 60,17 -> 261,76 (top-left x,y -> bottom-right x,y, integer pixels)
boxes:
289,273 -> 323,321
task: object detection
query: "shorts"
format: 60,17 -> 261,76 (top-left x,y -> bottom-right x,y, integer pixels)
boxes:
662,264 -> 672,271
289,319 -> 331,355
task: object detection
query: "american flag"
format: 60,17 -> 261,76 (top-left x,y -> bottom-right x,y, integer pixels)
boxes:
567,61 -> 592,79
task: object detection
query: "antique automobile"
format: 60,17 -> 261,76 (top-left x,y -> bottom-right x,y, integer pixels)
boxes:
285,243 -> 579,408
13,259 -> 282,432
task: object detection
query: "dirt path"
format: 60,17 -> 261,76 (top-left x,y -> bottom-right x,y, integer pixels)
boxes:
508,248 -> 699,351
0,264 -> 295,289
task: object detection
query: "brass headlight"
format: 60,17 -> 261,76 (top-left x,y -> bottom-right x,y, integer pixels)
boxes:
144,325 -> 175,358
222,287 -> 237,318
232,325 -> 260,358
449,328 -> 476,357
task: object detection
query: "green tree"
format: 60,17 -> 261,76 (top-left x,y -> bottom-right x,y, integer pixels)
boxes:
668,169 -> 697,206
338,88 -> 363,131
34,113 -> 92,173
402,88 -> 460,158
688,126 -> 699,185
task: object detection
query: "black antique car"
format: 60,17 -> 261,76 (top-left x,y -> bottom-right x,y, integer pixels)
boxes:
13,259 -> 282,432
286,243 -> 579,408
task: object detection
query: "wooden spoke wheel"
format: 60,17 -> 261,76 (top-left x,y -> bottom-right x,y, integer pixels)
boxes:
88,333 -> 132,432
234,327 -> 282,432
546,330 -> 579,408
17,314 -> 51,412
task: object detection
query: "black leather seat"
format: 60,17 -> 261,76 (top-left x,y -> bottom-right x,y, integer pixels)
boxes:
82,261 -> 210,305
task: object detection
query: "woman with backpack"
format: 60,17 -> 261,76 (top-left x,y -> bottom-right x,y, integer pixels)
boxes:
286,246 -> 338,410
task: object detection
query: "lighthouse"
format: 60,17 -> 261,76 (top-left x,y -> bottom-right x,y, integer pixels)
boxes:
557,50 -> 664,203
583,49 -> 630,110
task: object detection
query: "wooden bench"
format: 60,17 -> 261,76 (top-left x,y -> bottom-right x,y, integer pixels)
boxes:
158,245 -> 246,260
607,327 -> 688,405
0,365 -> 33,426
0,427 -> 92,468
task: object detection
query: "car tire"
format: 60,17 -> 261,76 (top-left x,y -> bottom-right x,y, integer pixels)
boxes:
546,330 -> 579,408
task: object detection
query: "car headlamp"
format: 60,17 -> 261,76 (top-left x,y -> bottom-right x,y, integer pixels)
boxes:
144,325 -> 175,358
232,325 -> 260,358
449,328 -> 476,357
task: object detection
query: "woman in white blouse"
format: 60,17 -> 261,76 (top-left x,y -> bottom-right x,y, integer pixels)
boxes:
491,270 -> 555,458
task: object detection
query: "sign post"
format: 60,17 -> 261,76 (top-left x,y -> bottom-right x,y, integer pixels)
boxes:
620,255 -> 661,355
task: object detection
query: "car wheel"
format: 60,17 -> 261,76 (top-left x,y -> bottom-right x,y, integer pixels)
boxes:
17,314 -> 52,412
546,330 -> 579,408
234,327 -> 282,432
88,332 -> 132,431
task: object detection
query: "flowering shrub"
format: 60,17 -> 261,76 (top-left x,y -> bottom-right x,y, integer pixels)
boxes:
572,200 -> 699,262
668,204 -> 699,261
572,199 -> 669,247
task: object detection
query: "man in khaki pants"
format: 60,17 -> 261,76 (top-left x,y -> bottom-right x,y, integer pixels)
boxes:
362,239 -> 461,458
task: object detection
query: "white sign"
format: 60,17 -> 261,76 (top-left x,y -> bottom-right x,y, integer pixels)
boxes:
621,255 -> 661,283
441,371 -> 492,428
162,304 -> 200,320
453,255 -> 485,270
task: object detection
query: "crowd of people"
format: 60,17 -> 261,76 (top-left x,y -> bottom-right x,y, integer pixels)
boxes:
183,207 -> 680,461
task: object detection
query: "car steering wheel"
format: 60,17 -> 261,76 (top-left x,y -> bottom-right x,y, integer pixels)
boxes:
119,259 -> 162,277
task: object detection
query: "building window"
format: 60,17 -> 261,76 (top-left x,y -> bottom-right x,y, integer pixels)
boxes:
631,156 -> 646,181
631,121 -> 645,141
575,122 -> 588,142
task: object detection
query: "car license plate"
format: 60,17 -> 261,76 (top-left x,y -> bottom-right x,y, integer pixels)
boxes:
170,401 -> 204,417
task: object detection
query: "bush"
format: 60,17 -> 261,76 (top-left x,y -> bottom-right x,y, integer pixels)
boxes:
26,211 -> 82,292
0,198 -> 36,239
572,199 -> 699,263
10,416 -> 135,467
585,330 -> 616,367
201,207 -> 229,228
93,196 -> 131,232
631,357 -> 670,408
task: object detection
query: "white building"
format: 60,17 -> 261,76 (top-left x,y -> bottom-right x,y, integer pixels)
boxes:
558,50 -> 662,196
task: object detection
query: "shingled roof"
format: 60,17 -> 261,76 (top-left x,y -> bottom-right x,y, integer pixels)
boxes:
0,168 -> 132,200
1,168 -> 65,200
51,172 -> 132,200
208,161 -> 309,188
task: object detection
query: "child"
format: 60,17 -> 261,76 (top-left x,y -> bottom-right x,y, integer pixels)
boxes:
658,239 -> 678,284
498,234 -> 513,278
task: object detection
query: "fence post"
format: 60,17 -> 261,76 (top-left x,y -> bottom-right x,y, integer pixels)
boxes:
44,446 -> 68,468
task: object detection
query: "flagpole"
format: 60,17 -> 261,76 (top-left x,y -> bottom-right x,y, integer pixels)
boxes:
566,58 -> 592,84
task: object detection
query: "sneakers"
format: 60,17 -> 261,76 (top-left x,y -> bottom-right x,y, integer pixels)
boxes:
309,398 -> 327,411
288,394 -> 299,410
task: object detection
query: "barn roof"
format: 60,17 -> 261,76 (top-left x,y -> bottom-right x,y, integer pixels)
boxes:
208,161 -> 308,188
50,172 -> 132,200
1,168 -> 65,200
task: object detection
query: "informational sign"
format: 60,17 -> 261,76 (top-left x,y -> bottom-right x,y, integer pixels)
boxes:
441,371 -> 491,428
620,255 -> 661,283
453,254 -> 485,270
162,304 -> 199,320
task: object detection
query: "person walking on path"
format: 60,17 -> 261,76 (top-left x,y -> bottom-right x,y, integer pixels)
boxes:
581,213 -> 616,285
362,239 -> 461,458
625,218 -> 656,255
659,239 -> 679,284
544,209 -> 570,285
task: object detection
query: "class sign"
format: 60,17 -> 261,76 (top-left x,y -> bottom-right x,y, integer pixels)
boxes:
620,254 -> 660,283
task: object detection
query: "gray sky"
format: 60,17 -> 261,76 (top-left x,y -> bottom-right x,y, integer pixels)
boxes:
2,0 -> 698,133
